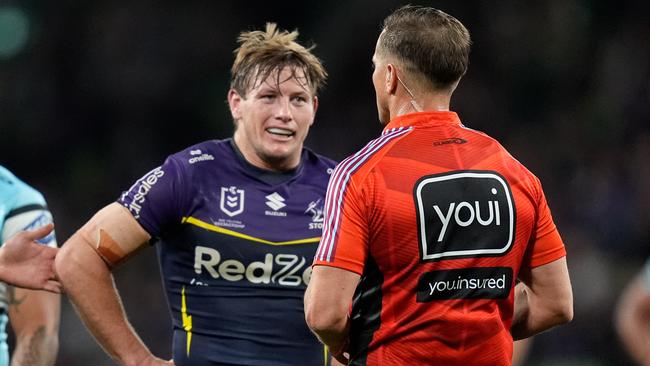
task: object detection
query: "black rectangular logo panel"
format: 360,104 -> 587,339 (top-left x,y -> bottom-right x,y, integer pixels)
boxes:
416,267 -> 513,302
414,171 -> 515,262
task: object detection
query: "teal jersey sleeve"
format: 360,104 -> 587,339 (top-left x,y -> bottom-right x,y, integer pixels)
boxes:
0,165 -> 54,245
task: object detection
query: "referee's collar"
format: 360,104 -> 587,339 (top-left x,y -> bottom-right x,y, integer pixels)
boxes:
383,111 -> 461,132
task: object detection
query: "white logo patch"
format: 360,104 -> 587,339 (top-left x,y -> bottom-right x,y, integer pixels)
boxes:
414,171 -> 515,261
188,149 -> 214,164
194,246 -> 311,287
220,186 -> 245,217
265,192 -> 287,217
305,198 -> 324,230
266,192 -> 286,211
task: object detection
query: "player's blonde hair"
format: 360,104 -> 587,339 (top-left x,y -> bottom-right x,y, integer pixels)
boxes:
230,23 -> 327,97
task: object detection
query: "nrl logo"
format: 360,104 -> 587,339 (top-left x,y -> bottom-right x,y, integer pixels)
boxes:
220,186 -> 245,217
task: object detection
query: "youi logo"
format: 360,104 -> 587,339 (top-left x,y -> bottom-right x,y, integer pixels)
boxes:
414,171 -> 515,261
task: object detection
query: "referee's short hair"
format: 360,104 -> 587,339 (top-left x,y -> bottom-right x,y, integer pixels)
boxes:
378,6 -> 471,90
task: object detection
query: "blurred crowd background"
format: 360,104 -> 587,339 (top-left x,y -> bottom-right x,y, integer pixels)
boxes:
0,0 -> 648,365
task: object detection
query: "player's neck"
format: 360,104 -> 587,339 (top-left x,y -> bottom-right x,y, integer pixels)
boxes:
231,136 -> 301,173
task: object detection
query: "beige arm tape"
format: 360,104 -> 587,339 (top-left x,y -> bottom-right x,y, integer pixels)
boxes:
77,202 -> 152,267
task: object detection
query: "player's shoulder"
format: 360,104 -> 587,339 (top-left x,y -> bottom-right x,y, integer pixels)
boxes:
0,165 -> 46,208
166,139 -> 230,165
302,147 -> 338,171
299,148 -> 338,189
157,139 -> 238,181
0,165 -> 20,188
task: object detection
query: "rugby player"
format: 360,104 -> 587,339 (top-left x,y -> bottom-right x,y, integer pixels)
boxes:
0,165 -> 60,366
55,24 -> 336,365
615,259 -> 650,365
305,6 -> 573,365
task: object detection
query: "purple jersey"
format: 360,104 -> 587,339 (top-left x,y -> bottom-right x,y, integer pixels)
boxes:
118,139 -> 336,366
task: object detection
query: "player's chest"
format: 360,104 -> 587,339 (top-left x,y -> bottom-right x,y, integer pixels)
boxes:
187,180 -> 326,243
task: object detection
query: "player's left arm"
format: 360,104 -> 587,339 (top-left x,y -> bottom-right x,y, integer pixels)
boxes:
305,265 -> 360,364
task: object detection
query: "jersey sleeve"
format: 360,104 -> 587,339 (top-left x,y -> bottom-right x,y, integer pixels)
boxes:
117,155 -> 189,237
1,183 -> 57,248
523,177 -> 566,268
313,165 -> 370,275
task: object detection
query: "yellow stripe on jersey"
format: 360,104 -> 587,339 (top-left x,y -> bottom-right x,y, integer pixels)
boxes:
324,345 -> 329,365
181,286 -> 192,357
181,216 -> 321,246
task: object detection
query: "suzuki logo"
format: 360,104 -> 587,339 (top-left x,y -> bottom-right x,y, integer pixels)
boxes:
266,192 -> 286,211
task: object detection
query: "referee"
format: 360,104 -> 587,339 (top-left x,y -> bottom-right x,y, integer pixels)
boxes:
305,6 -> 573,366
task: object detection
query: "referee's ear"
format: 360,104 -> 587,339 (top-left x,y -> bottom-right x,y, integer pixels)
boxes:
385,64 -> 398,95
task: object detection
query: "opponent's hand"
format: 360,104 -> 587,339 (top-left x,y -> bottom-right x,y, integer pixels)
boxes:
0,224 -> 61,293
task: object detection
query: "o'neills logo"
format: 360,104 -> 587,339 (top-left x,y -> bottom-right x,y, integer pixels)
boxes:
124,167 -> 165,218
188,154 -> 214,164
416,267 -> 512,302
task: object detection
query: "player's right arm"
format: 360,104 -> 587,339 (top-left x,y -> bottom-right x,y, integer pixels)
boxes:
54,203 -> 172,366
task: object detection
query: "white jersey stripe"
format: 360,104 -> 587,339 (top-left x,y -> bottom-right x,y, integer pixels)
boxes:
317,127 -> 413,260
323,128 -> 412,261
316,139 -> 384,260
317,136 -> 390,258
319,127 -> 412,261
316,127 -> 412,262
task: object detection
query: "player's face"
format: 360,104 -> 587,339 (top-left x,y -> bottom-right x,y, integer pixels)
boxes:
372,38 -> 390,125
229,67 -> 318,171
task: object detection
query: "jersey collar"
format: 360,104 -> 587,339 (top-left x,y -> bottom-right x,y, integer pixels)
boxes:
228,139 -> 303,185
383,111 -> 461,132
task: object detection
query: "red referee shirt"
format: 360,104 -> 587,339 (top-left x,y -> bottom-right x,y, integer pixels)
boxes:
314,111 -> 566,366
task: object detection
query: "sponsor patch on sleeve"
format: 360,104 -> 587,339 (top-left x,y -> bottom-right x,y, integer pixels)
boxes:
120,167 -> 165,219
